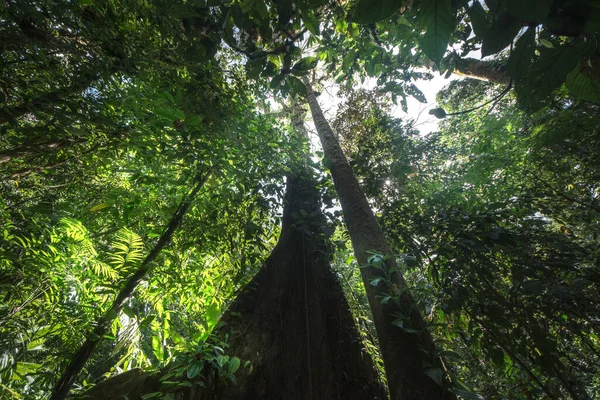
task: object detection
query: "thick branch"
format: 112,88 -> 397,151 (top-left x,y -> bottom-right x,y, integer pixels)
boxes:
452,57 -> 510,85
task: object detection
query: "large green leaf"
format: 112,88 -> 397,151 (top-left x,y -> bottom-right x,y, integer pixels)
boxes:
481,12 -> 521,57
418,0 -> 454,65
245,57 -> 267,79
515,42 -> 584,111
286,75 -> 308,97
466,1 -> 490,38
151,336 -> 165,362
228,357 -> 241,374
206,301 -> 221,331
301,8 -> 319,35
291,57 -> 318,75
566,64 -> 600,104
507,27 -> 535,81
350,0 -> 404,24
186,361 -> 203,379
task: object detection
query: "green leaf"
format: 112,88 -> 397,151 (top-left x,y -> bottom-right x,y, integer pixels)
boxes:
262,61 -> 278,77
350,0 -> 404,24
122,305 -> 136,319
539,38 -> 553,48
370,278 -> 382,286
253,0 -> 269,20
270,75 -> 285,90
406,83 -> 427,103
466,2 -> 489,38
286,76 -> 308,97
245,57 -> 267,79
140,315 -> 156,327
228,357 -> 241,374
418,0 -> 454,65
90,203 -> 110,212
152,336 -> 164,362
507,27 -> 535,81
302,9 -> 319,35
506,0 -> 552,21
14,361 -> 41,378
481,13 -> 521,57
291,57 -> 318,74
238,0 -> 254,14
206,301 -> 221,330
106,309 -> 119,320
187,361 -> 203,379
566,64 -> 600,104
226,374 -> 237,385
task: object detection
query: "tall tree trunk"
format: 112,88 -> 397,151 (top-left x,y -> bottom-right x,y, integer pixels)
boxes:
303,77 -> 455,400
80,172 -> 386,400
201,171 -> 386,400
76,105 -> 386,400
51,171 -> 210,400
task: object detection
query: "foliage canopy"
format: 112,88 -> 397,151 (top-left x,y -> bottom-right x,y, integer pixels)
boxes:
0,0 -> 599,399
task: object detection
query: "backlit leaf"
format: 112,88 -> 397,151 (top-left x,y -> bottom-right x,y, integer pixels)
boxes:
418,0 -> 454,65
566,64 -> 600,104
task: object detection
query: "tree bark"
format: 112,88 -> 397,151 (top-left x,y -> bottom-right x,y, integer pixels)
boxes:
78,172 -> 386,400
303,77 -> 455,400
199,171 -> 386,400
452,57 -> 510,85
51,170 -> 210,400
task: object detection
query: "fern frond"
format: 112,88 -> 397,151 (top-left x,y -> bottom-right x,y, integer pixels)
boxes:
72,239 -> 98,259
90,260 -> 118,280
109,229 -> 144,269
59,218 -> 89,242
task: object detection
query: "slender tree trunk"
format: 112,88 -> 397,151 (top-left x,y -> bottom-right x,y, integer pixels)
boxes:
50,170 -> 210,400
303,77 -> 455,400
